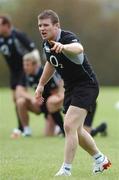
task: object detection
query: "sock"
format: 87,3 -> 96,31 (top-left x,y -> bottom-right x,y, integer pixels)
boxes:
93,152 -> 105,164
51,111 -> 65,136
23,126 -> 31,135
62,162 -> 72,171
15,106 -> 23,132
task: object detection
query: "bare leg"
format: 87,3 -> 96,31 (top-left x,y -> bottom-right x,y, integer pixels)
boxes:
16,97 -> 40,127
44,114 -> 55,136
63,106 -> 88,163
55,105 -> 101,176
64,110 -> 79,163
78,127 -> 99,156
47,94 -> 65,135
64,106 -> 99,164
47,94 -> 63,113
12,90 -> 23,131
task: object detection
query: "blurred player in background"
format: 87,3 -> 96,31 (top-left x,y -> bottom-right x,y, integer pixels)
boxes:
35,10 -> 111,176
16,50 -> 64,137
0,15 -> 36,134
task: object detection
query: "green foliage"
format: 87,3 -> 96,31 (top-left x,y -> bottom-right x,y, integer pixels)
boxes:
0,0 -> 119,85
0,0 -> 20,13
0,87 -> 119,179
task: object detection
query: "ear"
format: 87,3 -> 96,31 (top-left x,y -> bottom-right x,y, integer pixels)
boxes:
55,22 -> 60,28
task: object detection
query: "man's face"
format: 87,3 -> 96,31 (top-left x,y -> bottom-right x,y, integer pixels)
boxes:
23,60 -> 37,75
0,18 -> 11,36
38,18 -> 59,40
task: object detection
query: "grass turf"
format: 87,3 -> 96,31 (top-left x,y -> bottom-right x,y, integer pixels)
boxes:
0,87 -> 119,180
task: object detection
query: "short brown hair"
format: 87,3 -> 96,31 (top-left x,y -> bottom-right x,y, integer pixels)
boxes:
0,15 -> 12,26
38,9 -> 60,24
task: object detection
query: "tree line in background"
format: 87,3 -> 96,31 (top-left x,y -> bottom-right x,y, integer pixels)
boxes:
0,0 -> 119,86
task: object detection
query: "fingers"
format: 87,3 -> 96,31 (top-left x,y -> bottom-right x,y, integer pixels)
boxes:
36,96 -> 44,105
35,90 -> 41,99
48,40 -> 55,45
33,97 -> 44,106
50,41 -> 64,53
35,92 -> 44,105
35,85 -> 44,104
35,85 -> 44,96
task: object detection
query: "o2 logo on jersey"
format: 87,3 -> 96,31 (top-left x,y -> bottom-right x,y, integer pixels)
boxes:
50,55 -> 63,69
0,45 -> 10,56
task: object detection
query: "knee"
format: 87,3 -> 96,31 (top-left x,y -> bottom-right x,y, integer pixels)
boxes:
64,121 -> 73,134
16,97 -> 27,107
46,95 -> 63,113
46,100 -> 54,113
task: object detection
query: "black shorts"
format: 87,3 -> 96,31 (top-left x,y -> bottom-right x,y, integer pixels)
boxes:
63,81 -> 99,114
10,72 -> 24,90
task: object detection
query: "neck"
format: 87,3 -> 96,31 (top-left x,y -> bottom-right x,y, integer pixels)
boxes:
55,28 -> 61,41
49,28 -> 61,41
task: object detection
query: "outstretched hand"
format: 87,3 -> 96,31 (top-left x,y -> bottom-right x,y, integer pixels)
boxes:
49,40 -> 64,53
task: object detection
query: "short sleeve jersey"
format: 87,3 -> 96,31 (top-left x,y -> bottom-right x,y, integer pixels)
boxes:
43,30 -> 97,88
20,67 -> 59,99
0,28 -> 35,74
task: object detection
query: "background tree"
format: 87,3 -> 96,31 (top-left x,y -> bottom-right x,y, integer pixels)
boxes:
0,0 -> 119,86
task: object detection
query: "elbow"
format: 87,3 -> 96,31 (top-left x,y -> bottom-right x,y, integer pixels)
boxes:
78,44 -> 84,54
74,43 -> 83,54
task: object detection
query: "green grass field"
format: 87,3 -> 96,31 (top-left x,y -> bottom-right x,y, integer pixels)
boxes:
0,87 -> 119,180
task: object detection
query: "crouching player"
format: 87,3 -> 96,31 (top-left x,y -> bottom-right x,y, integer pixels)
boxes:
14,50 -> 65,137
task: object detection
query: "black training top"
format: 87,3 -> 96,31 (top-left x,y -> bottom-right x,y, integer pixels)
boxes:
43,30 -> 98,88
0,28 -> 35,74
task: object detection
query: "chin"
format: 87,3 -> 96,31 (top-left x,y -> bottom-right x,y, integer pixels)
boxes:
42,37 -> 47,41
41,35 -> 48,40
42,35 -> 51,41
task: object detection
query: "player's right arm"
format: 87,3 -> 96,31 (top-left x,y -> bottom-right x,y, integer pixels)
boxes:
35,61 -> 55,101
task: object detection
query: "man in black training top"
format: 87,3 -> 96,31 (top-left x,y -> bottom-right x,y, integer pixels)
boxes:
35,10 -> 111,176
